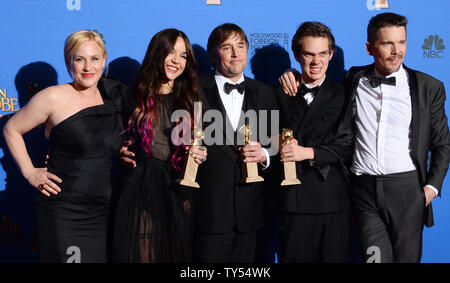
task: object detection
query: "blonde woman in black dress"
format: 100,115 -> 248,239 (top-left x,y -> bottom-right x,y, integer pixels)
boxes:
3,30 -> 126,262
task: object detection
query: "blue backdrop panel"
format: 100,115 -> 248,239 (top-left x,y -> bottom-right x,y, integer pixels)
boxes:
0,0 -> 449,262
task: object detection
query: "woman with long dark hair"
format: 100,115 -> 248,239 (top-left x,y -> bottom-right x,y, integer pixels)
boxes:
112,29 -> 206,263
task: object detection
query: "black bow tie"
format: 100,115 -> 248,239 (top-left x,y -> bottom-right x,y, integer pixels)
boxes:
299,84 -> 320,96
224,81 -> 246,94
369,76 -> 396,88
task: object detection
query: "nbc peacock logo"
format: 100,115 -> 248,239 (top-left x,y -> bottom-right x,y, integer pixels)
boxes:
422,35 -> 445,59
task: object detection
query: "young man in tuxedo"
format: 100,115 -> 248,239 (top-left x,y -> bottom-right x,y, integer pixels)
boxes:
276,21 -> 354,262
279,13 -> 450,263
194,23 -> 277,263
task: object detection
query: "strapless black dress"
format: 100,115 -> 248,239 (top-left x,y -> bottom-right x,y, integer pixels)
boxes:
35,79 -> 125,263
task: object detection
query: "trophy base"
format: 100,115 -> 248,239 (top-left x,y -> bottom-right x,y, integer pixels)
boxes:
281,178 -> 301,186
177,179 -> 200,188
243,176 -> 264,183
281,161 -> 301,186
241,161 -> 264,183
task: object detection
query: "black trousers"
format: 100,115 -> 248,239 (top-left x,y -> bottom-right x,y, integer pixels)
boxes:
279,210 -> 351,263
196,230 -> 257,263
351,171 -> 425,263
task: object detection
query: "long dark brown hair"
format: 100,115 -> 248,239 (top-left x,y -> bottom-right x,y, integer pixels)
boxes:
128,29 -> 200,165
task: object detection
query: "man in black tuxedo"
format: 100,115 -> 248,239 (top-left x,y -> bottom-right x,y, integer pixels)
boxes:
344,12 -> 450,263
194,23 -> 277,263
279,13 -> 450,263
276,22 -> 354,263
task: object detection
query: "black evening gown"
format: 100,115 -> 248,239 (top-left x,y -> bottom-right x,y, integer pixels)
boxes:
35,79 -> 125,263
112,93 -> 194,263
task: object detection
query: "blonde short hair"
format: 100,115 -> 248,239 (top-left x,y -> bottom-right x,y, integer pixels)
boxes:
64,30 -> 107,76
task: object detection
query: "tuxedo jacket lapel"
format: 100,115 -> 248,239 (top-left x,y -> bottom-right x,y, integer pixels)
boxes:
351,66 -> 372,100
236,77 -> 258,143
405,64 -> 436,227
298,78 -> 332,132
201,74 -> 238,151
290,95 -> 308,134
275,85 -> 306,137
404,65 -> 420,167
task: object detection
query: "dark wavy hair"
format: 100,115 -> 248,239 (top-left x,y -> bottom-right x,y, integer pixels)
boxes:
128,28 -> 200,167
291,21 -> 335,57
367,12 -> 407,43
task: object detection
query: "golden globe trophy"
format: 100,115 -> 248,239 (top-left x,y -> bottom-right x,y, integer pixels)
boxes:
281,128 -> 301,186
239,124 -> 264,183
177,127 -> 204,188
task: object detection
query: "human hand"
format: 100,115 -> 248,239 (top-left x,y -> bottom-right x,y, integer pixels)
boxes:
278,68 -> 301,96
186,145 -> 207,165
24,167 -> 62,197
240,141 -> 267,163
120,140 -> 136,168
280,138 -> 315,162
424,187 -> 437,207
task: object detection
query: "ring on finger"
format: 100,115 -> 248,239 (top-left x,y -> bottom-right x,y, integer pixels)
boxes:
202,156 -> 207,162
37,183 -> 46,191
199,146 -> 206,151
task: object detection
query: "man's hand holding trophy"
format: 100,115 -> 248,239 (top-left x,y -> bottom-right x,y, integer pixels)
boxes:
280,128 -> 301,186
239,124 -> 264,183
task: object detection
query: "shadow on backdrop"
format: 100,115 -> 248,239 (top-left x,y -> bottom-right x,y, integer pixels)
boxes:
0,62 -> 57,262
250,44 -> 291,86
108,56 -> 141,87
249,44 -> 291,263
326,45 -> 347,83
192,44 -> 212,76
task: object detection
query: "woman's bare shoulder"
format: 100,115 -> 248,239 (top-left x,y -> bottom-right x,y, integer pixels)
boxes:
32,84 -> 73,103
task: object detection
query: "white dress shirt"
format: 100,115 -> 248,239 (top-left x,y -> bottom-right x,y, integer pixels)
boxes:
215,73 -> 246,131
301,76 -> 326,165
301,76 -> 326,106
214,72 -> 270,168
351,65 -> 438,196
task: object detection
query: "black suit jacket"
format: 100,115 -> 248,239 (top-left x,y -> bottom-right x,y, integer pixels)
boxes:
276,77 -> 354,214
195,73 -> 277,233
344,64 -> 450,227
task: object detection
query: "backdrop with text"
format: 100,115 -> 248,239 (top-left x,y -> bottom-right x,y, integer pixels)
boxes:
0,0 -> 449,262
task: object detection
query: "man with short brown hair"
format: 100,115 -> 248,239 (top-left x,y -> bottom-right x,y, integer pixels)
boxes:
195,23 -> 277,263
277,21 -> 354,262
